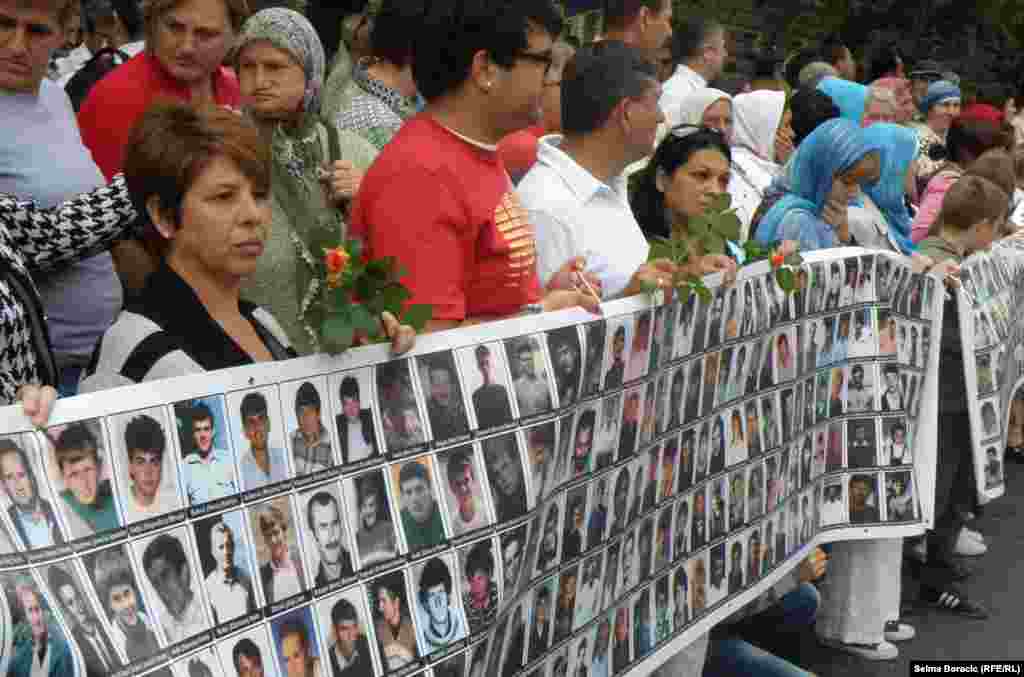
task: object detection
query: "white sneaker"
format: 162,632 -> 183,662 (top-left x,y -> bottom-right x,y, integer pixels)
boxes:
884,620 -> 916,642
819,638 -> 899,660
954,528 -> 987,556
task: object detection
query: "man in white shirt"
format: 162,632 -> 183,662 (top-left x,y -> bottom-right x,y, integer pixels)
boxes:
444,447 -> 488,534
659,18 -> 729,131
0,441 -> 63,549
519,42 -> 679,300
204,520 -> 256,625
142,532 -> 208,644
181,403 -> 237,505
122,414 -> 179,523
258,504 -> 306,603
237,393 -> 289,491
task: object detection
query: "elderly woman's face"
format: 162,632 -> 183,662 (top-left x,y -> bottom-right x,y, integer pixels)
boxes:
661,149 -> 731,222
238,40 -> 307,122
701,99 -> 733,144
157,155 -> 270,280
151,0 -> 233,87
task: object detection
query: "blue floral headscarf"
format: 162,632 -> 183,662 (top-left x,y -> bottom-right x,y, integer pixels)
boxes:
863,123 -> 919,255
817,77 -> 869,124
754,119 -> 882,251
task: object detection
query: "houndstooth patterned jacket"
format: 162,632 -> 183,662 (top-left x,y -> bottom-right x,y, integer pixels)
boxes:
0,174 -> 135,404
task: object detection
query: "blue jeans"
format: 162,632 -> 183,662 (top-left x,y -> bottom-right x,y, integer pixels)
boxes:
703,582 -> 819,677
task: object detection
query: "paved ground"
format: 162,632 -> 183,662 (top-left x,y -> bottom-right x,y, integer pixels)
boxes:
785,462 -> 1024,675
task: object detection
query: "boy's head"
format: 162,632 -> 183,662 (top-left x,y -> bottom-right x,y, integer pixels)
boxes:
933,174 -> 1009,253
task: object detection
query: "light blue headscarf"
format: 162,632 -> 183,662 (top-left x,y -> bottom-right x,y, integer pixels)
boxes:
817,77 -> 869,124
754,118 -> 881,252
918,80 -> 961,115
862,123 -> 919,255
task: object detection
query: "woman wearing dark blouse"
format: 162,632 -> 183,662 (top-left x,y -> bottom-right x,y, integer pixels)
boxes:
80,103 -> 413,391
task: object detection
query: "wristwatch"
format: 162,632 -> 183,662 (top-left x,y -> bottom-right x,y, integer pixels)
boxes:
521,303 -> 545,316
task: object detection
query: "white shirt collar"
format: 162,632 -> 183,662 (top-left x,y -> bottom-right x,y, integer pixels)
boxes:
535,134 -> 627,203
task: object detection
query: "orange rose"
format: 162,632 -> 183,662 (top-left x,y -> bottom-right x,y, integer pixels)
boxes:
324,247 -> 350,274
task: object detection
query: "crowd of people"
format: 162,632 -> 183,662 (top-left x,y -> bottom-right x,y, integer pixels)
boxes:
2,0 -> 1022,675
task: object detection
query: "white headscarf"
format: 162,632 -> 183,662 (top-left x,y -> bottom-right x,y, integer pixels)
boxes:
677,88 -> 732,127
732,90 -> 787,162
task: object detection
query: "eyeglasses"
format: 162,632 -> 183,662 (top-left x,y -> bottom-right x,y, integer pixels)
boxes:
669,124 -> 724,140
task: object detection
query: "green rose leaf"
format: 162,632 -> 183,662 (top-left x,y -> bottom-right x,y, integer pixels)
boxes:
402,303 -> 433,331
775,266 -> 796,293
321,313 -> 356,355
350,303 -> 380,335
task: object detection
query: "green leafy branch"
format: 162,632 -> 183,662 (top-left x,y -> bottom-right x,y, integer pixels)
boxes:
318,238 -> 432,354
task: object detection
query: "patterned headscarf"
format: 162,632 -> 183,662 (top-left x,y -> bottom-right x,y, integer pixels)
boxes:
817,77 -> 869,125
862,123 -> 919,255
754,119 -> 881,249
237,8 -> 326,114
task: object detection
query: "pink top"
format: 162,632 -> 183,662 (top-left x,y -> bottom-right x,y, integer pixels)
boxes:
910,169 -> 961,243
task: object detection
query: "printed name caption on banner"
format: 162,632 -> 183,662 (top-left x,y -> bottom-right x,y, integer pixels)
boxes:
0,248 -> 943,677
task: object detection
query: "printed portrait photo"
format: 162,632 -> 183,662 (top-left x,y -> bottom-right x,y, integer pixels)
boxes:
84,543 -> 163,662
984,446 -> 1003,490
134,525 -> 211,645
849,473 -> 882,524
195,510 -> 259,626
411,554 -> 469,657
619,388 -> 642,461
44,418 -> 122,539
249,497 -> 309,605
875,256 -> 892,302
706,286 -> 726,349
1,572 -> 77,677
227,387 -> 291,492
979,398 -> 1000,439
820,478 -> 846,527
108,407 -> 183,525
171,649 -> 225,677
458,342 -> 516,432
631,587 -> 653,660
329,368 -> 379,466
528,576 -> 557,662
602,317 -> 632,391
526,420 -> 558,503
299,484 -> 356,588
42,560 -> 125,675
629,311 -> 653,384
376,359 -> 427,454
691,293 -> 710,355
392,455 -> 448,553
877,310 -> 897,356
505,335 -> 555,418
534,499 -> 563,577
219,623 -> 278,677
885,471 -> 916,521
460,537 -> 499,635
482,432 -> 530,523
563,487 -> 587,563
270,598 -> 323,677
582,320 -> 608,397
174,396 -> 239,505
593,396 -> 619,471
545,326 -> 583,409
345,470 -> 398,567
575,552 -> 603,631
316,586 -> 379,677
440,445 -> 493,537
281,377 -> 337,477
879,417 -> 912,466
500,523 -> 529,599
0,434 -> 66,551
368,570 -> 419,671
418,350 -> 471,443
